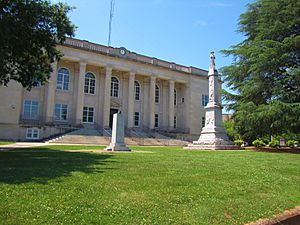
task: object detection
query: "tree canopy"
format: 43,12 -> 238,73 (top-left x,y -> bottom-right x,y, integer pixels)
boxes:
221,0 -> 300,142
0,0 -> 75,89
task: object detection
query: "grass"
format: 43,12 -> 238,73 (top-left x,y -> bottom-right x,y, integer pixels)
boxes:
0,141 -> 15,145
0,145 -> 299,225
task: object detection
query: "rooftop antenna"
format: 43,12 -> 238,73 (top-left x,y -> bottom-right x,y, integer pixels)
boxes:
108,0 -> 115,46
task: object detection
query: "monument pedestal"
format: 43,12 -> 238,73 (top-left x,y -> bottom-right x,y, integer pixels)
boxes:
105,112 -> 131,152
106,143 -> 130,151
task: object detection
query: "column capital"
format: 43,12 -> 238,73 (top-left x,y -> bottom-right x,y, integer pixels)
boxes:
150,76 -> 156,82
79,61 -> 87,67
169,79 -> 175,85
129,71 -> 136,77
105,67 -> 113,75
105,63 -> 113,69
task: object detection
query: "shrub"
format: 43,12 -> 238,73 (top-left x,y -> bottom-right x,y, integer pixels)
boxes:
269,140 -> 279,148
234,139 -> 244,147
287,140 -> 298,148
252,139 -> 265,148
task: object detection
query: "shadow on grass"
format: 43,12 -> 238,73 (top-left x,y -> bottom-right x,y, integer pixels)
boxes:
0,148 -> 113,184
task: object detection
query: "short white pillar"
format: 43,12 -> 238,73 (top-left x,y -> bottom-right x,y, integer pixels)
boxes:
105,112 -> 130,151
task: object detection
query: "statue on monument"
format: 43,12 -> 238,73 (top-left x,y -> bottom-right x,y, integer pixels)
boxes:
209,51 -> 215,69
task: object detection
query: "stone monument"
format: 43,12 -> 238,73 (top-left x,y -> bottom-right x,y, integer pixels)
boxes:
185,52 -> 239,150
105,112 -> 131,151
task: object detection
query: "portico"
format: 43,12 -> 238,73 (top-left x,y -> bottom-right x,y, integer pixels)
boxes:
47,56 -> 189,133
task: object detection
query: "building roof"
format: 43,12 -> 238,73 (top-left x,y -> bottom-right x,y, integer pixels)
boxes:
64,38 -> 208,77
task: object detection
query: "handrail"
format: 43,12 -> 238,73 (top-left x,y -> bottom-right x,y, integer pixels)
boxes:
103,127 -> 112,136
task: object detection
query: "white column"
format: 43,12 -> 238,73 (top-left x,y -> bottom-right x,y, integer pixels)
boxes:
103,67 -> 112,128
184,83 -> 190,133
127,72 -> 135,128
169,80 -> 175,130
149,76 -> 156,129
75,62 -> 86,124
45,61 -> 57,122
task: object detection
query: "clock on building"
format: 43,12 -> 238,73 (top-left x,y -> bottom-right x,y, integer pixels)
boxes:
119,48 -> 126,55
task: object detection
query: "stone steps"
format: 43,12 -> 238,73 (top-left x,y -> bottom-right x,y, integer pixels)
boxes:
47,128 -> 190,146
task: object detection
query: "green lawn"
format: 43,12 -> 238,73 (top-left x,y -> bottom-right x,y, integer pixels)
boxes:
0,142 -> 15,145
0,146 -> 299,225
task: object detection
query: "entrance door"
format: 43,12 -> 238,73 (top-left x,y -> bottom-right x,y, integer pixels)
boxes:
109,108 -> 119,128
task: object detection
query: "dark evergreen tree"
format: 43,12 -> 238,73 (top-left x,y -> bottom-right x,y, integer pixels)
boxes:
0,0 -> 75,89
221,0 -> 300,142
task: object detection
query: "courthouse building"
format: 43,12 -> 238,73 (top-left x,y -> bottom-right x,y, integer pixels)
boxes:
0,38 -> 213,141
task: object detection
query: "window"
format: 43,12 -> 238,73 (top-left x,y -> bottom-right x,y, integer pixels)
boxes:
23,100 -> 39,119
155,85 -> 160,103
181,97 -> 185,103
174,89 -> 177,105
134,81 -> 140,100
174,116 -> 177,128
54,104 -> 68,121
134,112 -> 140,127
82,107 -> 94,123
84,72 -> 95,94
202,95 -> 209,106
26,128 -> 39,140
57,68 -> 70,91
202,117 -> 206,127
111,77 -> 119,97
33,81 -> 42,88
155,114 -> 159,128
32,76 -> 42,88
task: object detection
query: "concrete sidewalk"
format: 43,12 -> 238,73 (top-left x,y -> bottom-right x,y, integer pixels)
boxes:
0,142 -> 49,151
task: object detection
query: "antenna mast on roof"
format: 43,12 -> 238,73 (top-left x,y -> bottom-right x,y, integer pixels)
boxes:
108,0 -> 115,46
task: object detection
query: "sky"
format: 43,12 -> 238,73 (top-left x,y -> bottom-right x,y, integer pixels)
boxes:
52,0 -> 254,72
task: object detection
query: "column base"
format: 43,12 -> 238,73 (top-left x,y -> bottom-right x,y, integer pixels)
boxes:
184,128 -> 243,150
105,143 -> 131,152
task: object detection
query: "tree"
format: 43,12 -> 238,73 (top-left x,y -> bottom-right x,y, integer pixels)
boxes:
221,0 -> 300,142
0,0 -> 75,89
223,120 -> 240,141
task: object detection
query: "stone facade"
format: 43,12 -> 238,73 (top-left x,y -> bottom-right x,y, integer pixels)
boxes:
0,38 -> 210,141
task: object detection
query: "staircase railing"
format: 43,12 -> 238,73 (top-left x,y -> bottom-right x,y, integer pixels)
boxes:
103,127 -> 112,136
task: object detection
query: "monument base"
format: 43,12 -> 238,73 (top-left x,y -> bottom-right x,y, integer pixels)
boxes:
184,143 -> 242,150
105,143 -> 131,152
184,129 -> 242,150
